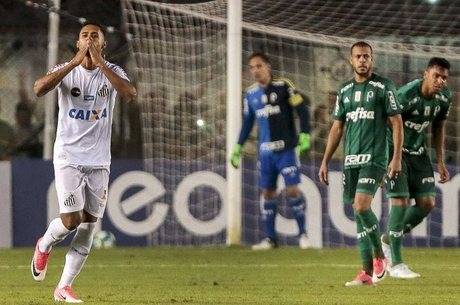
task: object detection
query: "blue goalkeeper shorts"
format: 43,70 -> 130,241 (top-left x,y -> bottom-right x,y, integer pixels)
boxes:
258,148 -> 301,190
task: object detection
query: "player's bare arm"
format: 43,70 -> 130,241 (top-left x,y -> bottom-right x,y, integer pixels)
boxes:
33,42 -> 89,97
433,119 -> 450,183
388,114 -> 403,178
88,40 -> 137,101
319,120 -> 344,185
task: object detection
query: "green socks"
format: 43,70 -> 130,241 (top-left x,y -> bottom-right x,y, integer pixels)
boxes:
402,205 -> 430,234
356,209 -> 383,258
388,205 -> 406,265
355,213 -> 373,275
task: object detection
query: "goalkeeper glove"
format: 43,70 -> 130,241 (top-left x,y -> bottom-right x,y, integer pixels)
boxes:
230,144 -> 242,168
296,132 -> 311,155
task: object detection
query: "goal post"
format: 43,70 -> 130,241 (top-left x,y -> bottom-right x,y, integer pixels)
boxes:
226,0 -> 242,245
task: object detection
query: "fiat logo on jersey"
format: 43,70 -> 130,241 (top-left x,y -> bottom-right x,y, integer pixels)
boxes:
98,84 -> 109,97
269,92 -> 278,103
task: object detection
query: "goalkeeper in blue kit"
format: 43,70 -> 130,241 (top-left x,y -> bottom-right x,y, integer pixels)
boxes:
230,52 -> 311,250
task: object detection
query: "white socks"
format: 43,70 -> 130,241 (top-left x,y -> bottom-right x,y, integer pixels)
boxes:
38,218 -> 72,253
58,222 -> 97,288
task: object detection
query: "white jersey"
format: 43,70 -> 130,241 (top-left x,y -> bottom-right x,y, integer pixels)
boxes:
51,61 -> 129,166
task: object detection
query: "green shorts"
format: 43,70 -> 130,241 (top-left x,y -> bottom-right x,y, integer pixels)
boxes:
385,153 -> 435,199
343,165 -> 386,204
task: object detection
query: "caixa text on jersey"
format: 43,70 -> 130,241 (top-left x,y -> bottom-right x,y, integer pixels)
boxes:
68,108 -> 108,121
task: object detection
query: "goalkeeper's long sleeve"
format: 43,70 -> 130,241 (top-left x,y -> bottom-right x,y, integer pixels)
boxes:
237,96 -> 255,146
294,99 -> 311,134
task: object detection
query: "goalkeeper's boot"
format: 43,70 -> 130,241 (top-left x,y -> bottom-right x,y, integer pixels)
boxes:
381,234 -> 392,268
389,263 -> 420,279
345,270 -> 374,287
372,257 -> 387,283
54,285 -> 83,303
31,238 -> 51,281
251,238 -> 277,250
299,233 -> 311,249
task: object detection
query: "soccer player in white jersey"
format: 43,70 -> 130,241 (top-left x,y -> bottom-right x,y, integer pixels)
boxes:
30,22 -> 136,303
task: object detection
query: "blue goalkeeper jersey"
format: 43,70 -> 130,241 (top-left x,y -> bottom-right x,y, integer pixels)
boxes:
237,78 -> 310,152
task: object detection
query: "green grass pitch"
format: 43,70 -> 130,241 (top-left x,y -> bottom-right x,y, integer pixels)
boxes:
1,247 -> 459,304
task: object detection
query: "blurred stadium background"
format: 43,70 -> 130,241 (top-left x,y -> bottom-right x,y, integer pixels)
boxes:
0,0 -> 459,250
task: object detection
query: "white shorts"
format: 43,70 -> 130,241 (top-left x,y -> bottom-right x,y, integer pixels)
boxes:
54,164 -> 110,218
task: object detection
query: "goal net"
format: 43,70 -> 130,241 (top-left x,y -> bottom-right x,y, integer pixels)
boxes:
121,0 -> 460,247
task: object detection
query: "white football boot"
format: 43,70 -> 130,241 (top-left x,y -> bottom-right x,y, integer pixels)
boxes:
389,263 -> 420,279
251,238 -> 276,250
299,233 -> 311,249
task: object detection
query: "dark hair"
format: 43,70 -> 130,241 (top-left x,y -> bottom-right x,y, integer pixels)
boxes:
248,52 -> 271,65
350,41 -> 373,55
427,57 -> 450,70
80,21 -> 106,37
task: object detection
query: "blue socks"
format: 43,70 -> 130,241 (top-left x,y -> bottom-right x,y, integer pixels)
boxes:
262,199 -> 277,241
262,196 -> 306,241
288,196 -> 306,235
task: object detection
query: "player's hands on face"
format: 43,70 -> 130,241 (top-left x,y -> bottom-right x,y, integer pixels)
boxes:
318,163 -> 329,185
387,157 -> 402,179
437,162 -> 450,183
72,40 -> 89,66
88,39 -> 105,67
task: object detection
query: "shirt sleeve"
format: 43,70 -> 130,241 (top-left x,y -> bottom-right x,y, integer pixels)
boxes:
111,64 -> 130,81
332,91 -> 345,121
237,94 -> 255,145
285,81 -> 310,133
46,62 -> 70,88
396,84 -> 415,114
434,91 -> 452,122
47,62 -> 69,75
384,81 -> 402,117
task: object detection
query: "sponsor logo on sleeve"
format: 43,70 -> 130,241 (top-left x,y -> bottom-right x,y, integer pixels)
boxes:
387,91 -> 398,110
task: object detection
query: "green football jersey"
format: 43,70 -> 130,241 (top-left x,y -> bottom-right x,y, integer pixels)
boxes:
333,73 -> 401,170
397,79 -> 452,155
